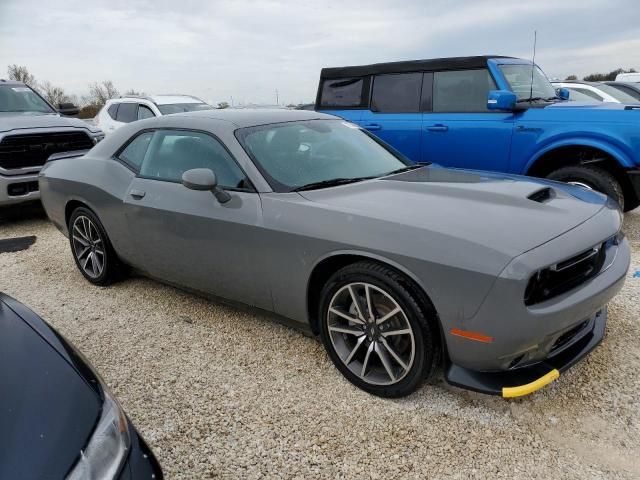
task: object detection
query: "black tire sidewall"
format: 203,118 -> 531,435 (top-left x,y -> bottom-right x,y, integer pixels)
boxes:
319,263 -> 435,398
547,166 -> 624,210
68,207 -> 115,285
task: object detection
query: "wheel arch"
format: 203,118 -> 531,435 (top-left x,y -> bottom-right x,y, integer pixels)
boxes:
525,141 -> 637,205
306,251 -> 442,344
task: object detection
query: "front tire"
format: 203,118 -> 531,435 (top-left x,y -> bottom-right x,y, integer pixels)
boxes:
68,207 -> 122,286
319,261 -> 438,398
546,165 -> 625,210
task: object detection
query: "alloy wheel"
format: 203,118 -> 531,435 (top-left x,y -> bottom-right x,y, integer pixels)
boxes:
327,282 -> 415,386
71,215 -> 105,279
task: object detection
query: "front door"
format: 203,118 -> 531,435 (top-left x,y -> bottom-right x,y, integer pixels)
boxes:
122,128 -> 272,310
421,69 -> 514,172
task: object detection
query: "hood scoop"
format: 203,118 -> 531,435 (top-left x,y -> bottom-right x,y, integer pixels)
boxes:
528,187 -> 555,203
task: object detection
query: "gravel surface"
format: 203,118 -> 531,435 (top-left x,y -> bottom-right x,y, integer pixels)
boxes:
1,205 -> 639,479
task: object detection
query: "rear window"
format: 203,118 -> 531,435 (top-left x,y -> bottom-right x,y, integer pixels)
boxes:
118,131 -> 153,170
371,73 -> 422,113
116,103 -> 137,123
319,78 -> 364,108
433,69 -> 496,113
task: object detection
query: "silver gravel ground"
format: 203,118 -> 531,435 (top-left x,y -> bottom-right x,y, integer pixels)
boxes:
1,206 -> 639,479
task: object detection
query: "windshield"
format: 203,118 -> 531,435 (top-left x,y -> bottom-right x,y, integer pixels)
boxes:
157,103 -> 213,115
498,64 -> 557,101
594,84 -> 640,103
236,120 -> 410,192
0,84 -> 55,113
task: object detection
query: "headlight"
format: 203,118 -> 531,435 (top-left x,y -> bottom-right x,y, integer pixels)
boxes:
66,389 -> 130,480
92,135 -> 105,145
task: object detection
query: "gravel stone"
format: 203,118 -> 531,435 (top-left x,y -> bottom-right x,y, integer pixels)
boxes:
0,206 -> 639,479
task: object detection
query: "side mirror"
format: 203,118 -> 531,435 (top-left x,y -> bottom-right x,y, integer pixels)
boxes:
58,102 -> 79,116
487,90 -> 517,111
557,87 -> 570,101
182,168 -> 231,204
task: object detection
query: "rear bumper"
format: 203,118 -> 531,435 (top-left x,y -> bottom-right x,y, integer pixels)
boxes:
445,307 -> 607,397
0,171 -> 40,206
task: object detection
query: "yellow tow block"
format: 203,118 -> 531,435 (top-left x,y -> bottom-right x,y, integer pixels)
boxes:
502,369 -> 560,398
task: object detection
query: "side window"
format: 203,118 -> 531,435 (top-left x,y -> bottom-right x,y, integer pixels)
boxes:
116,103 -> 137,123
107,103 -> 119,120
137,104 -> 155,120
319,77 -> 364,108
371,73 -> 422,113
117,131 -> 154,171
572,88 -> 603,101
139,130 -> 247,189
433,69 -> 497,112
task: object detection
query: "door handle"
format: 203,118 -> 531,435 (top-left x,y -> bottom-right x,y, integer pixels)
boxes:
426,124 -> 448,132
363,124 -> 382,131
129,189 -> 146,199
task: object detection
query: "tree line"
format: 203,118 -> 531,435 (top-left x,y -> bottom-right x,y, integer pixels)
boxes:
565,67 -> 637,82
6,64 -> 142,118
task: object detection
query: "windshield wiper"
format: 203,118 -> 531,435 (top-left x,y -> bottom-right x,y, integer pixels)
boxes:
516,97 -> 545,103
291,176 -> 377,192
384,162 -> 431,176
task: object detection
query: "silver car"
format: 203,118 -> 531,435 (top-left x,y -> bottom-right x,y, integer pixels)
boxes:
39,110 -> 630,398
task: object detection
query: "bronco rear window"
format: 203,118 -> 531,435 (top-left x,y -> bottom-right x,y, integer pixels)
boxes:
318,77 -> 366,108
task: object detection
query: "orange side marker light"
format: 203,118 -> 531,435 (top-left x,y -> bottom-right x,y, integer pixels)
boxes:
450,328 -> 494,343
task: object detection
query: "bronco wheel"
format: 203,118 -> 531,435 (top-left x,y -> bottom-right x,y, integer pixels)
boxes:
546,165 -> 625,210
68,207 -> 122,286
319,261 -> 437,398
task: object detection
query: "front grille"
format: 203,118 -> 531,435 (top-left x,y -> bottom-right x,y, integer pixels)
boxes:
524,241 -> 608,306
0,131 -> 93,170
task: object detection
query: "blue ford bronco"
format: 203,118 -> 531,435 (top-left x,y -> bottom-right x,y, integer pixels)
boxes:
316,56 -> 640,211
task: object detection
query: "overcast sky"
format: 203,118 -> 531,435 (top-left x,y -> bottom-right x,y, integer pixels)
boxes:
1,0 -> 639,105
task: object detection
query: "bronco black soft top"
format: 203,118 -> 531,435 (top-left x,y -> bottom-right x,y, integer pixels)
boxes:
319,55 -> 515,79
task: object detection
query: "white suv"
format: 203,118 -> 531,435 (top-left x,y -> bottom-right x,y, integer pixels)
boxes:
96,95 -> 213,134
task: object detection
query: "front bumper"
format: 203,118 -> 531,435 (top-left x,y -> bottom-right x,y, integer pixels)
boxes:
117,421 -> 164,479
0,171 -> 40,206
445,307 -> 607,397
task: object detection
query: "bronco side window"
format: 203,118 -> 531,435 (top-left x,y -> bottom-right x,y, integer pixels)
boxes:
371,73 -> 422,113
432,69 -> 497,113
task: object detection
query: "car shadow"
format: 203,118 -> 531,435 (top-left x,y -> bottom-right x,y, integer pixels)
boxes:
0,202 -> 47,226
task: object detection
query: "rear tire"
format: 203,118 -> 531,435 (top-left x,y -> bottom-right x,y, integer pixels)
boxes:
68,207 -> 123,286
546,165 -> 624,210
319,261 -> 438,398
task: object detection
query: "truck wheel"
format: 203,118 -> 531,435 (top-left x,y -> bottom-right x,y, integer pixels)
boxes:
546,165 -> 625,210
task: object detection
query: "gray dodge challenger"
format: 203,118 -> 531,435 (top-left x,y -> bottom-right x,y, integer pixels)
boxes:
39,109 -> 630,398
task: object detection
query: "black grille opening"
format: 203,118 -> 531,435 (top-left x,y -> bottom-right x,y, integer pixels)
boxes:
0,131 -> 93,170
524,242 -> 608,306
7,181 -> 39,196
550,320 -> 589,354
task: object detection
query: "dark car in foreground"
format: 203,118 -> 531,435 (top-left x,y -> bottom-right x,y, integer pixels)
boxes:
0,293 -> 162,479
39,109 -> 629,398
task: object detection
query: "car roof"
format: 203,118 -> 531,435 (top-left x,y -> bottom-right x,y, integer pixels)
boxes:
170,108 -> 336,127
320,55 -> 518,79
0,79 -> 29,87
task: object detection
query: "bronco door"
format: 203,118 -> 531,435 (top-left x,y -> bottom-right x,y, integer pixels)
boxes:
359,72 -> 423,162
421,68 -> 514,171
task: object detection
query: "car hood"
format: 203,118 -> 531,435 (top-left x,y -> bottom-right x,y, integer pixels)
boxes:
299,167 -> 608,257
0,294 -> 101,480
0,111 -> 99,134
544,101 -> 639,110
